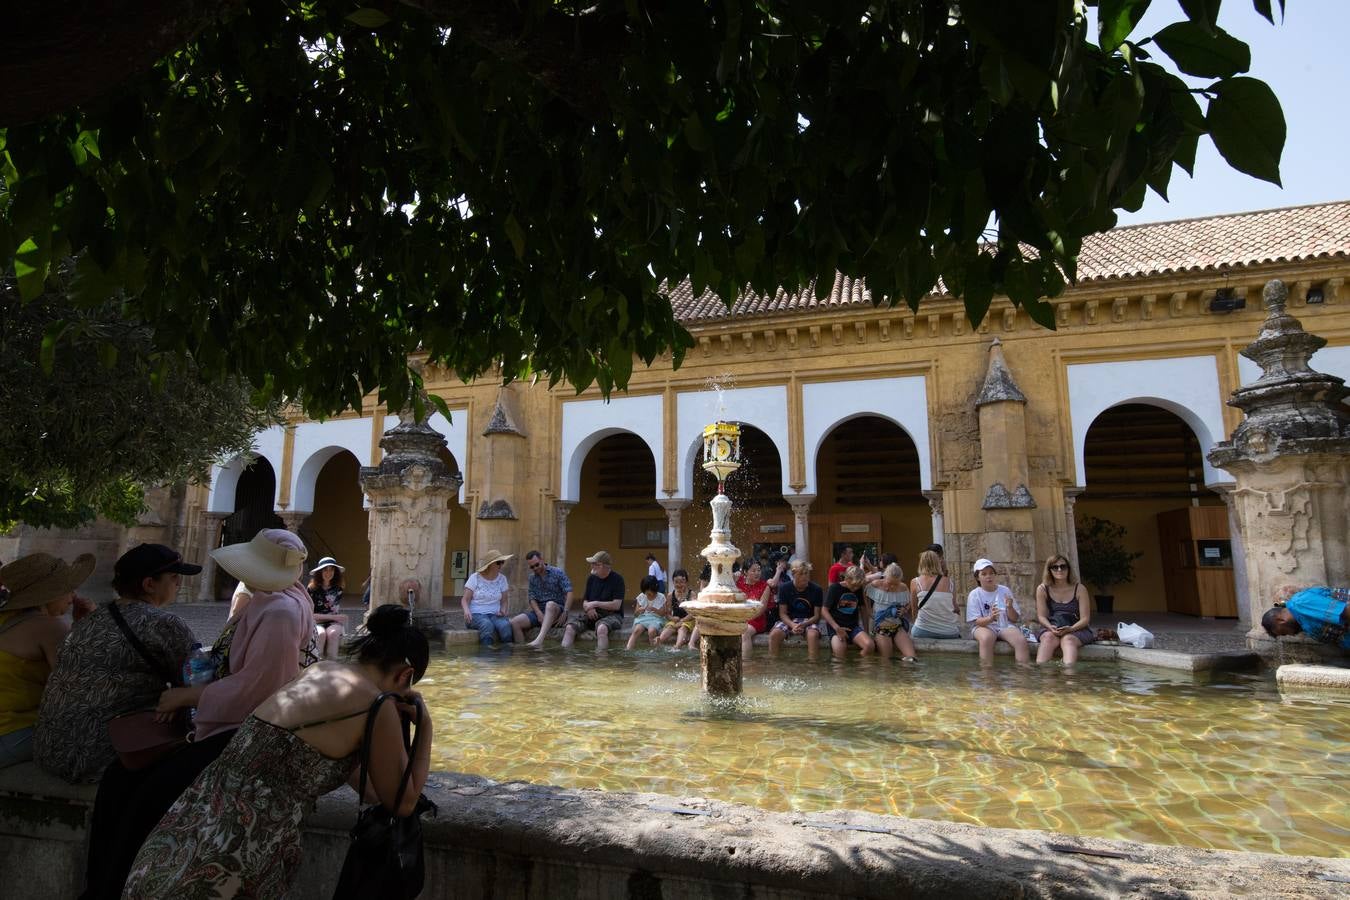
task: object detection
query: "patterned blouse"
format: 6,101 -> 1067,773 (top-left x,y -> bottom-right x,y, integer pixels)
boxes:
34,601 -> 195,783
309,585 -> 343,616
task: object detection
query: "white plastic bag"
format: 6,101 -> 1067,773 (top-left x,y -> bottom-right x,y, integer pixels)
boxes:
1117,621 -> 1155,649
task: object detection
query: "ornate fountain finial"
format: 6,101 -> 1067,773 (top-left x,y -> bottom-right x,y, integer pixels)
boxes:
701,421 -> 743,492
1209,279 -> 1350,466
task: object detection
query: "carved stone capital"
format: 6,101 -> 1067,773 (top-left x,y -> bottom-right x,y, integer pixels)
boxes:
785,494 -> 816,518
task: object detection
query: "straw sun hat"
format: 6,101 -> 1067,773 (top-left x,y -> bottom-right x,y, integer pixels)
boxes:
0,552 -> 96,612
476,549 -> 514,575
211,529 -> 308,592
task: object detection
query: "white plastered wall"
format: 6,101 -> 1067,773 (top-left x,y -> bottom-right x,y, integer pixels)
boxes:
1067,355 -> 1228,487
289,417 -> 376,513
674,385 -> 790,500
427,409 -> 470,503
800,376 -> 933,493
206,426 -> 287,514
559,394 -> 664,503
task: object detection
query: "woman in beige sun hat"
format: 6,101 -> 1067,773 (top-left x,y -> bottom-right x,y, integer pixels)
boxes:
460,549 -> 514,646
0,552 -> 96,768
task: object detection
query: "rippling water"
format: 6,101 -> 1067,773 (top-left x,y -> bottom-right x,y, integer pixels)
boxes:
416,646 -> 1350,857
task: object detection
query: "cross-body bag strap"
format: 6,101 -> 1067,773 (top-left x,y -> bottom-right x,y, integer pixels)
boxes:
106,602 -> 178,686
355,692 -> 421,815
916,577 -> 942,611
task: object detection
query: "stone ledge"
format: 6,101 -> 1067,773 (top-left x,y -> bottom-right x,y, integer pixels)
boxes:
3,764 -> 1347,899
1276,663 -> 1350,692
435,630 -> 1261,671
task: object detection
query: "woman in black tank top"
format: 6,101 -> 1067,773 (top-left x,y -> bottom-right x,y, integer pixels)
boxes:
1033,554 -> 1096,665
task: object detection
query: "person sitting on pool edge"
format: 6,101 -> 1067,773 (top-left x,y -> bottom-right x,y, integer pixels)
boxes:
769,559 -> 823,658
967,558 -> 1029,664
1262,586 -> 1349,649
512,550 -> 573,647
821,565 -> 876,659
562,550 -> 625,651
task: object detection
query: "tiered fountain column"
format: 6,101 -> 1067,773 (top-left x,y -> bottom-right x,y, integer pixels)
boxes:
681,422 -> 764,696
1207,280 -> 1350,658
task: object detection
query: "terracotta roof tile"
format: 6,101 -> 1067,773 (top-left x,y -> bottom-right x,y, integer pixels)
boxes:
667,201 -> 1350,323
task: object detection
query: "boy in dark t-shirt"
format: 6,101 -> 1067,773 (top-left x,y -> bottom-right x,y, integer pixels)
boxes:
769,560 -> 823,659
822,566 -> 877,658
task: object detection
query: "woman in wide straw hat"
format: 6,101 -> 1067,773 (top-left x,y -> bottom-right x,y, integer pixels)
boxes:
460,549 -> 514,646
306,556 -> 349,659
0,552 -> 95,768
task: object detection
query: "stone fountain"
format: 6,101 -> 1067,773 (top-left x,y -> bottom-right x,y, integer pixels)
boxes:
681,421 -> 763,695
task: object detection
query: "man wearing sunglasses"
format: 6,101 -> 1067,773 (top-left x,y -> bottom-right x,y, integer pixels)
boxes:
512,550 -> 573,647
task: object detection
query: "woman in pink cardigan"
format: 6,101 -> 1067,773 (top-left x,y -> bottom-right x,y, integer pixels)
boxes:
81,529 -> 317,900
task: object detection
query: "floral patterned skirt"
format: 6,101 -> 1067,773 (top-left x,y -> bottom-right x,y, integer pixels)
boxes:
122,715 -> 356,899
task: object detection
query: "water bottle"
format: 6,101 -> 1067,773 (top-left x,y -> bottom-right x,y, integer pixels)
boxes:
182,642 -> 215,687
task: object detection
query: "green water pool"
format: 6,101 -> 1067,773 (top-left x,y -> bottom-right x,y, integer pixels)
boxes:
415,646 -> 1349,857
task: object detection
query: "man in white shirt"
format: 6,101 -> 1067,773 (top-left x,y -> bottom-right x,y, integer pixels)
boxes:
646,553 -> 667,593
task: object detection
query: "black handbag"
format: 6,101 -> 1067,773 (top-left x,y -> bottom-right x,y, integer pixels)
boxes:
333,692 -> 437,900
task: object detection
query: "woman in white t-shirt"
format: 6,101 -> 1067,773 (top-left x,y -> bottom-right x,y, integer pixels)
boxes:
966,559 -> 1029,664
461,550 -> 514,646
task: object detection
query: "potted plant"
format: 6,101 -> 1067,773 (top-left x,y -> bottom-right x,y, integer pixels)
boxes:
1075,515 -> 1143,614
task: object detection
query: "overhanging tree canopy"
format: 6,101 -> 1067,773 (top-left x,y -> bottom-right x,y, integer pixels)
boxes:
0,1 -> 1287,418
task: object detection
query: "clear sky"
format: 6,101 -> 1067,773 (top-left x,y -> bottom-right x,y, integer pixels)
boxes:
1113,0 -> 1350,225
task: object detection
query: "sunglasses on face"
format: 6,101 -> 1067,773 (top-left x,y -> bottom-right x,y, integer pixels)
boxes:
529,562 -> 543,571
1050,564 -> 1069,571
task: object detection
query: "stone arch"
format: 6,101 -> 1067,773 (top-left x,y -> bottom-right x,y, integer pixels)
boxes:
560,394 -> 664,503
1066,356 -> 1227,487
565,431 -> 660,580
807,414 -> 928,575
1077,402 -> 1229,615
800,376 -> 932,494
303,449 -> 370,594
292,445 -> 354,514
674,385 -> 790,499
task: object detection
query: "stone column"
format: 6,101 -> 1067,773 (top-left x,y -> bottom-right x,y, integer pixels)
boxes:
658,499 -> 692,575
1063,487 -> 1084,576
1211,483 -> 1252,632
359,413 -> 463,629
277,511 -> 309,534
195,512 -> 229,601
554,501 -> 576,569
785,494 -> 815,562
1207,280 -> 1350,658
922,490 -> 945,546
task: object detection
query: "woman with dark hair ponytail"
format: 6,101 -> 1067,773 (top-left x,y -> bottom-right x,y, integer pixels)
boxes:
123,605 -> 434,899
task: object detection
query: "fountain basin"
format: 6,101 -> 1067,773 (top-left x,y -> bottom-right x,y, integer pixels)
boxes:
417,646 -> 1349,858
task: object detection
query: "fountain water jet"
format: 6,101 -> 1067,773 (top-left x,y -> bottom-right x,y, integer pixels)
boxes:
682,421 -> 763,695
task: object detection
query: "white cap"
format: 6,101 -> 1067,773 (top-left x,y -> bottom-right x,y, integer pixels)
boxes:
972,558 -> 996,574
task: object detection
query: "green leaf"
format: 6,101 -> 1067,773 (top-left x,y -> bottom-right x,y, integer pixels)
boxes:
503,214 -> 526,260
1207,77 -> 1285,185
683,114 -> 712,152
1099,0 -> 1153,51
427,392 -> 452,422
1178,0 -> 1221,32
1250,0 -> 1283,25
40,320 -> 69,374
1154,22 -> 1250,78
14,236 -> 51,301
345,8 -> 390,29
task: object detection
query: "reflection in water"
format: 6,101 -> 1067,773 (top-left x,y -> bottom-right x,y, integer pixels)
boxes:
418,647 -> 1350,857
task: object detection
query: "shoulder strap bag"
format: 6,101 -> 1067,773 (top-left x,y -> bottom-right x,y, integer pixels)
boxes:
105,602 -> 190,770
333,692 -> 438,900
916,577 -> 943,612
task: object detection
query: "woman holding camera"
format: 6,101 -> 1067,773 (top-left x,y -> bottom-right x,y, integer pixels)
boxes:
1034,554 -> 1095,665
